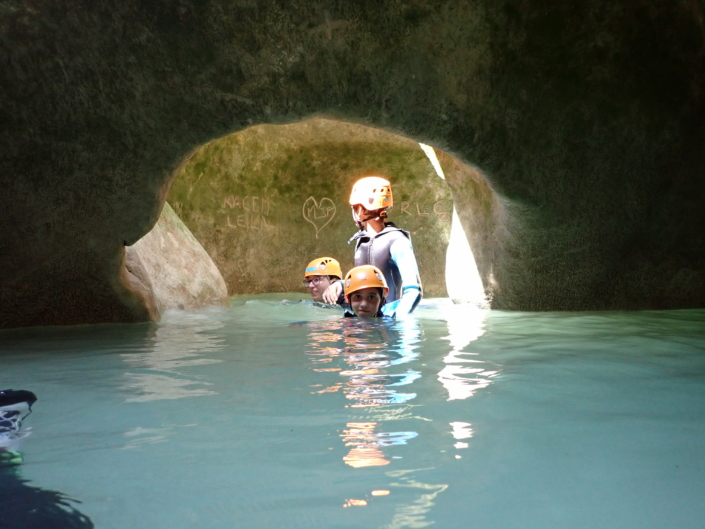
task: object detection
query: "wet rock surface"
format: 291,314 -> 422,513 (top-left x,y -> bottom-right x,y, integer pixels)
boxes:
125,202 -> 229,318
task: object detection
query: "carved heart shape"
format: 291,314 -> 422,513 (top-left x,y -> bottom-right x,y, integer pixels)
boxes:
302,197 -> 337,239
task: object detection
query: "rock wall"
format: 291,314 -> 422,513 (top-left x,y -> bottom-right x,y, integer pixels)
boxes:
168,119 -> 452,297
1,0 -> 703,327
125,202 -> 229,317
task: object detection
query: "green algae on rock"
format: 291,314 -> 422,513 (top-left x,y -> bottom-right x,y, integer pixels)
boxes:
169,119 -> 453,297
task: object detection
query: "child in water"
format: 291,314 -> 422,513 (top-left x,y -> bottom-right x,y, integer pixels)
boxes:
303,257 -> 345,305
343,265 -> 389,318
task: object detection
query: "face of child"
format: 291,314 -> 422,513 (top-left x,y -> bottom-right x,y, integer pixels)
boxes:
349,287 -> 382,318
305,275 -> 333,302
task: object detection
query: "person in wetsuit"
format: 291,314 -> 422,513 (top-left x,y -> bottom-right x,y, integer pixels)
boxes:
343,265 -> 389,318
324,177 -> 422,317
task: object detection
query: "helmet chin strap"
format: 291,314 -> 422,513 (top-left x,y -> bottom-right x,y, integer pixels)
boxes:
352,207 -> 387,229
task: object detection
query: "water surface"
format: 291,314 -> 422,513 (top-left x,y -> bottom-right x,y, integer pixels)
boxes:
1,296 -> 704,528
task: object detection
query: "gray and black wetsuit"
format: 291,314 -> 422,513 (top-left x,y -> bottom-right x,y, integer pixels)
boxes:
349,222 -> 422,316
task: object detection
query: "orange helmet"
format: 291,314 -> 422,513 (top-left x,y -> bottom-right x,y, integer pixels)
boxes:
304,257 -> 342,279
343,265 -> 389,301
349,176 -> 392,211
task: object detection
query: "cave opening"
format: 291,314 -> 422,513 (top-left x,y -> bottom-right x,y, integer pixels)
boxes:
163,118 -> 491,307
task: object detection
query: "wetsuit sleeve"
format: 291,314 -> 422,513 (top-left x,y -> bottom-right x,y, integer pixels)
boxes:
386,236 -> 422,316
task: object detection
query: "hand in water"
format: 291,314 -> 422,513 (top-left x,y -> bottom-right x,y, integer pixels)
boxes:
322,281 -> 343,305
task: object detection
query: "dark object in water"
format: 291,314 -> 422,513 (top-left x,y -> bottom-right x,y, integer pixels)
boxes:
0,390 -> 93,527
0,390 -> 37,437
0,469 -> 94,529
0,390 -> 37,408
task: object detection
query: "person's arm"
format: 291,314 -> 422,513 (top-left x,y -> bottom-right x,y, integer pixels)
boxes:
385,237 -> 422,317
322,280 -> 344,305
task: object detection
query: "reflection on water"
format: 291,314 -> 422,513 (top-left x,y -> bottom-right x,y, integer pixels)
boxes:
120,424 -> 196,451
306,319 -> 423,467
4,298 -> 703,528
341,422 -> 419,468
436,304 -> 496,465
341,422 -> 390,468
305,316 -> 456,527
438,305 -> 497,402
307,319 -> 422,409
121,311 -> 226,402
450,421 -> 473,450
304,304 -> 499,527
384,469 -> 449,529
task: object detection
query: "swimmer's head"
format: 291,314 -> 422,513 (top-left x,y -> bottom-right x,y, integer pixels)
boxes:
303,257 -> 342,302
343,265 -> 388,318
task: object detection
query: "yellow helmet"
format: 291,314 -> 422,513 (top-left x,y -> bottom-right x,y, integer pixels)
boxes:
349,176 -> 392,211
304,257 -> 342,279
344,265 -> 389,301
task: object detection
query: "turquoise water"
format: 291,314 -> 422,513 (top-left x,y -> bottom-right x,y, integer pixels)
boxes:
1,296 -> 705,528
